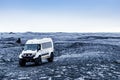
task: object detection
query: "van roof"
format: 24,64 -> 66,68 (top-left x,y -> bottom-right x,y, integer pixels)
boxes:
26,38 -> 52,44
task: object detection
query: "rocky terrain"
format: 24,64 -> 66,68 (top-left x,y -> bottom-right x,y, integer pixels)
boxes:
0,32 -> 120,80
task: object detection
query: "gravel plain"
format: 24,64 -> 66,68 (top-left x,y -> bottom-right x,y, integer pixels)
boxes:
0,32 -> 120,80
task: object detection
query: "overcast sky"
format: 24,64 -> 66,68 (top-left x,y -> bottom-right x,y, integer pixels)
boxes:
0,0 -> 120,32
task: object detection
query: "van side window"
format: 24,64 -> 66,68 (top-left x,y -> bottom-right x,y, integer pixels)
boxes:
42,42 -> 52,49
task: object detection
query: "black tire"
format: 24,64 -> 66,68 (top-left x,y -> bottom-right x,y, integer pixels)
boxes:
19,59 -> 26,66
34,56 -> 42,65
47,52 -> 54,62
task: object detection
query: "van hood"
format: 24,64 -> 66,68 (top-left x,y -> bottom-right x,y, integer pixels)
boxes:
22,50 -> 37,54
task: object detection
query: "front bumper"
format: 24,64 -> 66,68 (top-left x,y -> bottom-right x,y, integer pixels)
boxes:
21,57 -> 35,62
20,54 -> 36,62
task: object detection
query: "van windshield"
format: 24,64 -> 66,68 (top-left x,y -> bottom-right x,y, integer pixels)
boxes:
24,44 -> 40,51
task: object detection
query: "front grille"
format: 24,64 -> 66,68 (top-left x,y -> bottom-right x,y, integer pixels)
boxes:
22,53 -> 35,58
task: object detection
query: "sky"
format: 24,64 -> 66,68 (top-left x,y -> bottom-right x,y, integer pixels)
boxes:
0,0 -> 120,32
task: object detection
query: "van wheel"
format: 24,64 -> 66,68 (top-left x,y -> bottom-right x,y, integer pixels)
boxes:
47,52 -> 54,62
34,56 -> 42,65
19,59 -> 26,66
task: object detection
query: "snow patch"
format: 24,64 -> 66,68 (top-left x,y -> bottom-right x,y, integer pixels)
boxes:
18,77 -> 30,80
56,51 -> 104,60
75,77 -> 84,80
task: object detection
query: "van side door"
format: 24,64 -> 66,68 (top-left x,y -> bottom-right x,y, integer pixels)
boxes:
41,42 -> 52,56
41,43 -> 49,55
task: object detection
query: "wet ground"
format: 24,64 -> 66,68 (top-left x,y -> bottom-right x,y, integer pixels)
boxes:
0,32 -> 120,80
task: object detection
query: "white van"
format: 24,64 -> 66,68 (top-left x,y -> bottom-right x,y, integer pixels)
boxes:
19,38 -> 54,66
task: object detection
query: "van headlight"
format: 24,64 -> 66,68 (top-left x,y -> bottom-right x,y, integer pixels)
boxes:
22,54 -> 26,57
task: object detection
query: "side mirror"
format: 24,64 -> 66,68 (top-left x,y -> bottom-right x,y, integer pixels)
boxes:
22,47 -> 24,50
37,48 -> 40,52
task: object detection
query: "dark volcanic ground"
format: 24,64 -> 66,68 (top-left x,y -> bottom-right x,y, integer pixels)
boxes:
0,32 -> 120,80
